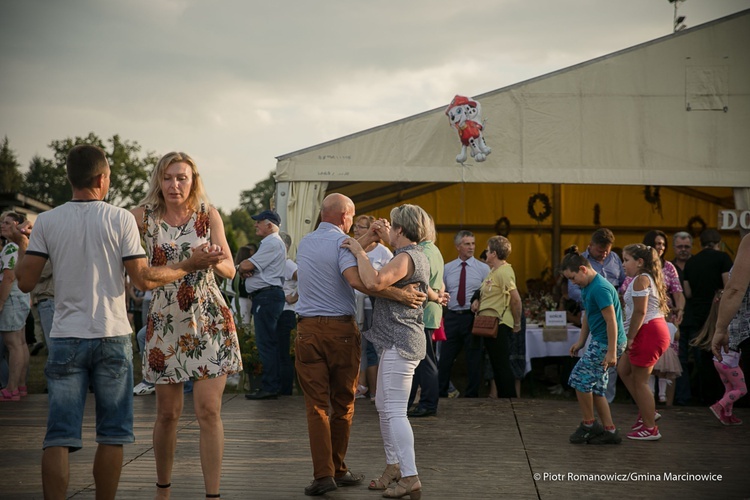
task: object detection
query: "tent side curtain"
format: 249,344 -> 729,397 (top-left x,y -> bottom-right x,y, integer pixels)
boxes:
284,181 -> 327,259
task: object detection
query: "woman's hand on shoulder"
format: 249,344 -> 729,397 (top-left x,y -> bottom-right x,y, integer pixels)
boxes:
341,237 -> 365,257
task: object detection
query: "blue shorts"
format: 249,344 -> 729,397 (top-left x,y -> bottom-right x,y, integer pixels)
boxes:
568,338 -> 626,397
0,294 -> 30,332
44,335 -> 134,451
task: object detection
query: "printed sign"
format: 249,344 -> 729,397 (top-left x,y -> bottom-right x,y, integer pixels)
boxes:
545,310 -> 566,327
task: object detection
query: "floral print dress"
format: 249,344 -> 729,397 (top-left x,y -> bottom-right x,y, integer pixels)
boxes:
142,204 -> 242,384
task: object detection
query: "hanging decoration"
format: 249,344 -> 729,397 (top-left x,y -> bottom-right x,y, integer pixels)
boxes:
445,95 -> 491,164
643,186 -> 663,217
527,193 -> 552,222
494,217 -> 511,236
687,215 -> 707,238
593,204 -> 601,226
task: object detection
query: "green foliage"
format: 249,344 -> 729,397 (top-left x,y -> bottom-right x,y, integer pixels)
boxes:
238,172 -> 275,216
229,208 -> 255,245
24,132 -> 157,207
0,136 -> 24,193
24,155 -> 67,206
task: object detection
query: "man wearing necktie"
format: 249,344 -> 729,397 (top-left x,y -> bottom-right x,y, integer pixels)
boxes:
438,230 -> 490,398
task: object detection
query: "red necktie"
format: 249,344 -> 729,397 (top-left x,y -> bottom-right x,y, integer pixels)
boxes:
457,261 -> 467,307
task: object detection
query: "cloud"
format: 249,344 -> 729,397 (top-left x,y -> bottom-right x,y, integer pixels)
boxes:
1,0 -> 747,210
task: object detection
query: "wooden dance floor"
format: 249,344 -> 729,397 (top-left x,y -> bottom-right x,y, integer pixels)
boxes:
1,394 -> 748,499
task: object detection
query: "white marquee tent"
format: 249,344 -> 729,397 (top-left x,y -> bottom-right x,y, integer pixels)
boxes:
273,10 -> 750,284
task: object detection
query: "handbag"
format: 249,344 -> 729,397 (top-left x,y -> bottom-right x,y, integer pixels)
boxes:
432,318 -> 447,342
471,314 -> 499,338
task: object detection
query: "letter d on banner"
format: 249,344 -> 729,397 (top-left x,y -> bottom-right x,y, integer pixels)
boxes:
720,210 -> 738,230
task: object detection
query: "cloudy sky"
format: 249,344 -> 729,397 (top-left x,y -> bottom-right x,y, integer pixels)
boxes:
1,0 -> 747,212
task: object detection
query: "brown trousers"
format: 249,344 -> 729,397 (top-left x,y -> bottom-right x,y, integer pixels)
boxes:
295,317 -> 361,479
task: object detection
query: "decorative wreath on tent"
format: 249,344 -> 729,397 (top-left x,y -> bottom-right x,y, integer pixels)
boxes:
494,217 -> 511,236
687,215 -> 707,238
527,193 -> 552,222
643,186 -> 663,217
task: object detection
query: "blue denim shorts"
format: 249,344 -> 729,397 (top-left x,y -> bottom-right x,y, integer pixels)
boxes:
568,338 -> 626,397
44,335 -> 134,451
0,293 -> 31,332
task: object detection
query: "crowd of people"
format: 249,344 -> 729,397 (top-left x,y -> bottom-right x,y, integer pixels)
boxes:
1,142 -> 748,498
561,227 -> 748,445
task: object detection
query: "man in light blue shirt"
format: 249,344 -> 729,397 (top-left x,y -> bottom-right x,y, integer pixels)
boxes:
438,230 -> 490,398
567,228 -> 625,403
567,228 -> 625,306
240,209 -> 287,400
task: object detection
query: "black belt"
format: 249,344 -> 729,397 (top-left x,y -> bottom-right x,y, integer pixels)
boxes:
446,309 -> 472,315
37,298 -> 52,304
297,315 -> 354,322
249,285 -> 282,299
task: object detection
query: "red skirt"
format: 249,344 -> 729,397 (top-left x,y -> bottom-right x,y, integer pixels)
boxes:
628,317 -> 670,368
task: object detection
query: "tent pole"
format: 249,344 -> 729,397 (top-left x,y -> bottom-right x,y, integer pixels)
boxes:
552,184 -> 562,272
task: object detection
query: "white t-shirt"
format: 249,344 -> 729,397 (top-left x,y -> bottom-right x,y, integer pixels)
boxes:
357,243 -> 394,310
623,273 -> 664,331
26,200 -> 146,339
282,258 -> 298,312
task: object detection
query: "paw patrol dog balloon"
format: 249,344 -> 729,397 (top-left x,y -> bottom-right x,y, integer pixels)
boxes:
445,95 -> 491,164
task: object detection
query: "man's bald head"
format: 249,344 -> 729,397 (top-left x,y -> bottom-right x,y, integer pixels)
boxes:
320,193 -> 355,231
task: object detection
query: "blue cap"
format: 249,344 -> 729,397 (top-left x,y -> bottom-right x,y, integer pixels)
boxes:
251,209 -> 281,226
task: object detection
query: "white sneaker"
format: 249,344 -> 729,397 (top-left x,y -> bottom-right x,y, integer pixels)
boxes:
133,381 -> 155,396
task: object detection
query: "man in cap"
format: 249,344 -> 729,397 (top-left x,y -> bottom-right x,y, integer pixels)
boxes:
239,209 -> 287,400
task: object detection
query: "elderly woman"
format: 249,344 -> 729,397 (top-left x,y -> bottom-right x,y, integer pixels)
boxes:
132,152 -> 243,500
470,236 -> 523,398
0,212 -> 31,401
341,204 -> 431,500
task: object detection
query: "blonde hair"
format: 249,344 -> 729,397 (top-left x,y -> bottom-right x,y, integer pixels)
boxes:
691,291 -> 723,351
390,204 -> 429,243
139,152 -> 211,217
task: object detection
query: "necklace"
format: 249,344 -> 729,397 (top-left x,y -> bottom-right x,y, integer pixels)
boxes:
163,210 -> 194,227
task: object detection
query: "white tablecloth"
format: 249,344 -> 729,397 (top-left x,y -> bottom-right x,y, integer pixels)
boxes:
524,325 -> 582,375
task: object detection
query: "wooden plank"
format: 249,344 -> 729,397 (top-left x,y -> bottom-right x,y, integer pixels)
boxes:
1,394 -> 748,499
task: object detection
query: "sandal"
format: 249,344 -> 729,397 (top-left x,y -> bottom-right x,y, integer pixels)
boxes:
383,476 -> 421,499
0,388 -> 20,402
18,386 -> 27,397
369,463 -> 401,490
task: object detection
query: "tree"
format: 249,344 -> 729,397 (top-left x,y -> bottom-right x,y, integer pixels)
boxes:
229,209 -> 255,242
238,172 -> 275,215
23,156 -> 67,206
24,132 -> 157,207
0,136 -> 24,193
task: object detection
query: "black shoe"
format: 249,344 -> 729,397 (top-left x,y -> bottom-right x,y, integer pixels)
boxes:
569,421 -> 605,444
408,407 -> 437,418
335,470 -> 364,486
30,342 -> 44,356
244,390 -> 278,400
304,477 -> 337,496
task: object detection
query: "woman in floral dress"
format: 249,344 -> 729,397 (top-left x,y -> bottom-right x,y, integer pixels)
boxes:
132,152 -> 242,500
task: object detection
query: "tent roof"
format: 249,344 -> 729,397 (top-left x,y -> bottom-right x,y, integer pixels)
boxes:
276,9 -> 750,191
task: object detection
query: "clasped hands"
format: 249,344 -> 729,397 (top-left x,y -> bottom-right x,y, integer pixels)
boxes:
186,243 -> 225,271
